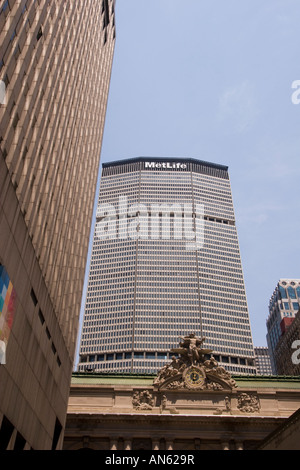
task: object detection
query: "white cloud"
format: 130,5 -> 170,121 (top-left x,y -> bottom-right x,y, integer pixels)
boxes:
236,202 -> 284,227
217,80 -> 261,133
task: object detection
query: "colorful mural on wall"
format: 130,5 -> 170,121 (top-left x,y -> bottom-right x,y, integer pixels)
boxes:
0,265 -> 16,364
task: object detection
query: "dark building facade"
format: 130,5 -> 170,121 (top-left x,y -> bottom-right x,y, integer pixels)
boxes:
0,0 -> 115,449
267,280 -> 300,373
274,310 -> 300,376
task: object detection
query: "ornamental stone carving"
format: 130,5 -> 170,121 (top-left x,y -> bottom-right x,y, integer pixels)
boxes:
153,334 -> 237,391
132,390 -> 154,410
237,393 -> 260,413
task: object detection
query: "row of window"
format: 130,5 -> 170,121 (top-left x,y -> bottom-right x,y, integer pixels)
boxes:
79,350 -> 253,365
78,363 -> 256,375
81,334 -> 255,353
279,285 -> 300,300
30,289 -> 61,368
0,413 -> 62,451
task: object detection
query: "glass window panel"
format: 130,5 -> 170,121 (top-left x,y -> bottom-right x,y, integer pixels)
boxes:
288,286 -> 296,299
279,286 -> 287,299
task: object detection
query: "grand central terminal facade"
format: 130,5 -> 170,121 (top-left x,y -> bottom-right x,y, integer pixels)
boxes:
63,336 -> 300,450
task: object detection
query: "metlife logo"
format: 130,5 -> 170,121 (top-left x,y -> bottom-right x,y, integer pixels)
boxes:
145,161 -> 187,170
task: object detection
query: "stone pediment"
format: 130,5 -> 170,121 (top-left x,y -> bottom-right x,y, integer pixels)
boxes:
153,334 -> 237,391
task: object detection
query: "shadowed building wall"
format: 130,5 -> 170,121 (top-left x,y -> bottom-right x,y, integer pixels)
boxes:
0,0 -> 115,449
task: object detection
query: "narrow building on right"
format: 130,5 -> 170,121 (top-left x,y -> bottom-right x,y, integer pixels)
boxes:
266,280 -> 300,374
274,309 -> 300,376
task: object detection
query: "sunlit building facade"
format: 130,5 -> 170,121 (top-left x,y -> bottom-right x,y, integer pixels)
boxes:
78,157 -> 256,375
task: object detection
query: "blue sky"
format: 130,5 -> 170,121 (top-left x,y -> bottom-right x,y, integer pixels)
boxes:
77,0 -> 300,359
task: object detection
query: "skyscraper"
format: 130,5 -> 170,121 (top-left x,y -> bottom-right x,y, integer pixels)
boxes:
254,347 -> 272,376
0,0 -> 115,449
273,309 -> 300,376
78,157 -> 256,375
267,279 -> 300,374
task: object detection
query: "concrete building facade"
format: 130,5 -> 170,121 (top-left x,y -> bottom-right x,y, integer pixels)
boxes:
64,372 -> 300,451
69,336 -> 300,450
78,157 -> 256,375
254,347 -> 272,376
0,0 -> 115,450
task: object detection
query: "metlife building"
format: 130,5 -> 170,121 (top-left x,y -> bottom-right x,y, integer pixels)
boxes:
78,157 -> 256,375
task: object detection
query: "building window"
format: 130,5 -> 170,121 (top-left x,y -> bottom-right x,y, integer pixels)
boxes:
51,418 -> 62,451
279,286 -> 287,299
0,416 -> 14,450
36,26 -> 43,41
288,286 -> 296,299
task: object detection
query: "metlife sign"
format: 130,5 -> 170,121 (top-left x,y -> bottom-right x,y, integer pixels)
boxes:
144,161 -> 187,170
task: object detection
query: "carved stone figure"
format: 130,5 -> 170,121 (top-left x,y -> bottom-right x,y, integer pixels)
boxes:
237,393 -> 260,413
204,356 -> 219,369
132,390 -> 154,410
153,334 -> 237,391
161,395 -> 167,410
173,333 -> 213,365
225,396 -> 231,412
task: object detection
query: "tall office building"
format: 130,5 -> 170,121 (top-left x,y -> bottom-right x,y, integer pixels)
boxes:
0,0 -> 115,449
254,347 -> 272,376
78,157 -> 256,375
267,280 -> 300,374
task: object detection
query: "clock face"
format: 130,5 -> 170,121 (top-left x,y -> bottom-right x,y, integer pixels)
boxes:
184,366 -> 205,389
